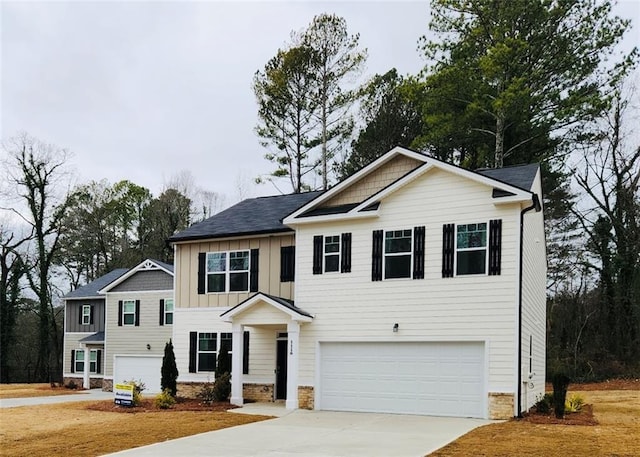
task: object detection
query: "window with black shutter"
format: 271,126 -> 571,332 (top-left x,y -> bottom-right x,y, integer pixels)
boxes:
442,224 -> 455,278
413,226 -> 425,279
371,230 -> 383,281
280,246 -> 295,282
341,233 -> 352,273
312,235 -> 323,274
488,219 -> 502,275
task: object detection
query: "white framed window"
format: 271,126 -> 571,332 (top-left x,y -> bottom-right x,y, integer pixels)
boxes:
456,222 -> 487,275
74,349 -> 98,373
206,250 -> 250,293
82,305 -> 91,325
384,229 -> 412,279
324,235 -> 340,273
164,299 -> 174,325
198,332 -> 217,371
122,300 -> 136,325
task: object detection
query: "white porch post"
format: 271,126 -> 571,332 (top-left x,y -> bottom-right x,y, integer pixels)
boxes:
82,347 -> 90,389
286,320 -> 300,409
230,322 -> 244,406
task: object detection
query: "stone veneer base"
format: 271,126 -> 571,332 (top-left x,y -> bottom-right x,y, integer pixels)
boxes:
488,392 -> 515,419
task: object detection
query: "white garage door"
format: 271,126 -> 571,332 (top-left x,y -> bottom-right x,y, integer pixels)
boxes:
113,355 -> 163,394
319,342 -> 484,418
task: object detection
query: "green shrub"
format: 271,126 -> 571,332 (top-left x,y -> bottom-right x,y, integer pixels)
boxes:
66,380 -> 78,390
565,393 -> 585,413
124,379 -> 146,406
197,382 -> 216,405
161,339 -> 179,397
534,393 -> 553,414
213,372 -> 231,401
154,389 -> 176,409
551,372 -> 571,419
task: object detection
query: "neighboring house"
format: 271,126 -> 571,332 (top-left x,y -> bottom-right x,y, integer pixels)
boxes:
62,259 -> 174,393
168,146 -> 547,419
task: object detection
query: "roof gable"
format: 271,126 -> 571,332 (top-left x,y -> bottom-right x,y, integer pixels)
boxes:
98,259 -> 173,293
220,292 -> 313,323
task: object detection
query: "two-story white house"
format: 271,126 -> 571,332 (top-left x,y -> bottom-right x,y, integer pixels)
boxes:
168,147 -> 546,419
63,259 -> 174,393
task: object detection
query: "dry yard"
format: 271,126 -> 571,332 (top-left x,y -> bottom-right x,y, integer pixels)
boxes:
1,381 -> 639,457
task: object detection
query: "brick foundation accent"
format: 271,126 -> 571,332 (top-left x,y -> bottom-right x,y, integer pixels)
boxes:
298,386 -> 314,410
243,383 -> 274,402
488,392 -> 514,419
63,377 -> 104,389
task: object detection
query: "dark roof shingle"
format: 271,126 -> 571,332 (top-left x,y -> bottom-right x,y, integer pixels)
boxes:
476,163 -> 539,191
63,268 -> 129,299
169,191 -> 322,242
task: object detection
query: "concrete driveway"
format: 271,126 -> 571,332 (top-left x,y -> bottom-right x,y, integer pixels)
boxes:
105,405 -> 492,457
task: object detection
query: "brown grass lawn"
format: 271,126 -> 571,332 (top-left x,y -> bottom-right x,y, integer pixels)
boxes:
430,389 -> 640,456
0,401 -> 272,457
0,383 -> 83,399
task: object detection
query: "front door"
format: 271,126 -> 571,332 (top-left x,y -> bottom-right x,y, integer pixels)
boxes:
275,338 -> 288,400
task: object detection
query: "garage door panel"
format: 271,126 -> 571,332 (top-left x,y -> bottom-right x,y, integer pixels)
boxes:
319,342 -> 484,418
113,355 -> 162,394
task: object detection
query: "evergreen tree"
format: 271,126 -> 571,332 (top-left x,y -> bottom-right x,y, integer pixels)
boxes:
161,339 -> 179,397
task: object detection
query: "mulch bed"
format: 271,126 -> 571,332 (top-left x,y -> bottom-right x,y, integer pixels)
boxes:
521,403 -> 598,426
86,397 -> 239,413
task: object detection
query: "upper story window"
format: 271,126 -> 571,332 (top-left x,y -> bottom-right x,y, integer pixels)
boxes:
207,251 -> 250,293
442,220 -> 502,278
372,227 -> 424,281
160,299 -> 173,325
313,233 -> 351,275
81,304 -> 92,325
324,236 -> 340,273
118,300 -> 139,326
384,230 -> 412,279
456,223 -> 487,275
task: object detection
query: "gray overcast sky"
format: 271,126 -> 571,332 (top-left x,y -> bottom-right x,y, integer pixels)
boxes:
2,0 -> 639,204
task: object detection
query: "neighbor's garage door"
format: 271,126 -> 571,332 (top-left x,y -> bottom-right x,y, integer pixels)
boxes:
113,355 -> 162,394
319,342 -> 484,418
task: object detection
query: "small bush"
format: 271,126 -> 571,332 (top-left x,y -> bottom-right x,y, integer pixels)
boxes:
565,393 -> 585,413
66,380 -> 78,390
551,372 -> 571,419
534,393 -> 553,414
124,379 -> 146,406
213,372 -> 231,401
154,389 -> 176,409
197,382 -> 216,405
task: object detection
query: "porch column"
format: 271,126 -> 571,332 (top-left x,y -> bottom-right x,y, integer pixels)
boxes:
286,320 -> 300,409
230,322 -> 244,406
82,347 -> 90,389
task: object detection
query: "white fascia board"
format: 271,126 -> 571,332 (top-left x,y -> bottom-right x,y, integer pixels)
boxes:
283,209 -> 380,226
283,146 -> 427,224
220,294 -> 313,323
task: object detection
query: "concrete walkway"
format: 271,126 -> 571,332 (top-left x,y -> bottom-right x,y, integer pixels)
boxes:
0,388 -> 113,408
105,404 -> 492,457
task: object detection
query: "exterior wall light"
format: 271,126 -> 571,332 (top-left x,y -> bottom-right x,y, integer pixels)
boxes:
146,344 -> 151,350
393,323 -> 399,333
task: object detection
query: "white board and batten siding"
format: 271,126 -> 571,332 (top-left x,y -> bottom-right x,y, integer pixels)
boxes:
294,167 -> 525,415
318,341 -> 486,418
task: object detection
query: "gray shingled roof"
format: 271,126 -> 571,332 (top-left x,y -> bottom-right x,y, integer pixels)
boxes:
63,268 -> 128,299
151,259 -> 174,273
169,191 -> 323,242
476,163 -> 539,191
80,332 -> 105,343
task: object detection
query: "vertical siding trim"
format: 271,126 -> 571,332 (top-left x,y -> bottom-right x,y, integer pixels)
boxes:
371,230 -> 383,281
413,226 -> 425,279
197,252 -> 206,295
189,331 -> 197,373
312,235 -> 323,275
442,223 -> 455,278
341,233 -> 352,273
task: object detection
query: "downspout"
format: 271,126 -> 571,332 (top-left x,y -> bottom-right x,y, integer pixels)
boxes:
517,194 -> 540,418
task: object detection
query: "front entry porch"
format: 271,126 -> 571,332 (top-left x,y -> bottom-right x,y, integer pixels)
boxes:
220,293 -> 313,410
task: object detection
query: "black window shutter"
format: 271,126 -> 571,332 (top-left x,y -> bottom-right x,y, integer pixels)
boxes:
90,306 -> 94,325
71,350 -> 75,373
371,230 -> 383,281
442,224 -> 455,278
118,301 -> 123,326
78,307 -> 82,325
189,331 -> 197,373
312,235 -> 323,274
96,350 -> 102,374
134,300 -> 140,326
250,248 -> 259,292
197,252 -> 206,294
489,219 -> 502,275
280,246 -> 295,282
341,233 -> 352,273
413,226 -> 425,279
243,331 -> 250,374
159,299 -> 165,326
